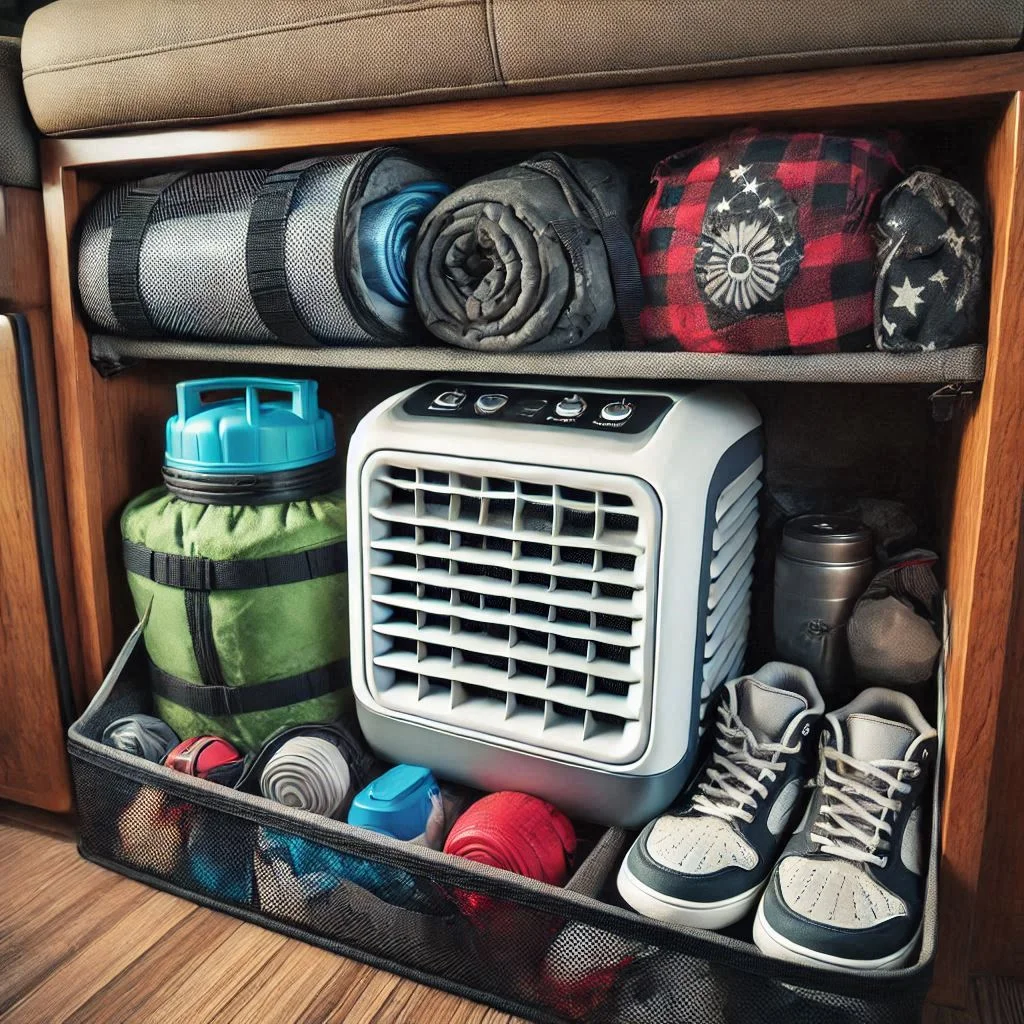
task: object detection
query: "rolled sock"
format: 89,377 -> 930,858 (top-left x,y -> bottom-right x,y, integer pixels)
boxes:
102,714 -> 179,763
260,735 -> 353,817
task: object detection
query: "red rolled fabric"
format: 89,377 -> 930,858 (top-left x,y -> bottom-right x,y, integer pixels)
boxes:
164,736 -> 242,782
443,792 -> 576,886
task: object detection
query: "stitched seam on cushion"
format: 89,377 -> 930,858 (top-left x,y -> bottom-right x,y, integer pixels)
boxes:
493,37 -> 1020,84
483,0 -> 505,87
25,31 -> 1016,88
30,38 -> 1016,137
40,81 -> 508,136
22,0 -> 478,78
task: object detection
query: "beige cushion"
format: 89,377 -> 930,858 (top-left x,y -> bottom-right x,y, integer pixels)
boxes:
21,0 -> 1024,136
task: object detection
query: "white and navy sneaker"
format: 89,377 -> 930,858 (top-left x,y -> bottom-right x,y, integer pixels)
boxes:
752,688 -> 936,972
617,663 -> 824,929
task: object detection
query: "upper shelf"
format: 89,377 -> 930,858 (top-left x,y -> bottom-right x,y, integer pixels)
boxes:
90,336 -> 986,385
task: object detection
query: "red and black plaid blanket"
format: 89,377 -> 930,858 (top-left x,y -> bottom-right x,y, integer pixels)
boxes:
639,130 -> 902,354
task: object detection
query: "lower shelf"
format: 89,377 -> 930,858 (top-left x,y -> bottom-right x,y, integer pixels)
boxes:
90,335 -> 987,385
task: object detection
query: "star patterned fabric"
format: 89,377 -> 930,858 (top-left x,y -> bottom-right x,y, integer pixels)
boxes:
874,170 -> 986,352
639,130 -> 903,354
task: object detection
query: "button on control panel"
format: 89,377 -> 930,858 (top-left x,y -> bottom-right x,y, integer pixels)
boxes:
600,400 -> 634,423
404,384 -> 672,434
430,389 -> 466,411
554,394 -> 587,419
474,393 -> 509,415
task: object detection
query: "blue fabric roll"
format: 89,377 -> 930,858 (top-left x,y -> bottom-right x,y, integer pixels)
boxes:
258,827 -> 433,912
359,182 -> 450,305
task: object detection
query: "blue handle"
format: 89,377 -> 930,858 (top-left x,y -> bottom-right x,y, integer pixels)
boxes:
176,378 -> 317,426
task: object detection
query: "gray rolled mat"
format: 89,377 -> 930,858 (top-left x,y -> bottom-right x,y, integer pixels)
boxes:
260,735 -> 353,818
412,152 -> 641,352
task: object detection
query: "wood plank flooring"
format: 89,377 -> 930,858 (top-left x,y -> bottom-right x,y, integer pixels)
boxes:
1,804 -> 1022,1024
0,808 -> 523,1024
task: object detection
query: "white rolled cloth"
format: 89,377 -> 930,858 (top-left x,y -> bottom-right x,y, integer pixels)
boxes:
260,735 -> 352,818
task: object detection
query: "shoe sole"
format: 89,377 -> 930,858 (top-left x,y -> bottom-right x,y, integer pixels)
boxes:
617,858 -> 765,930
752,901 -> 921,972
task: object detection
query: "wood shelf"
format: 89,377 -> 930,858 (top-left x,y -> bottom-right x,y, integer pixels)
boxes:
91,336 -> 987,385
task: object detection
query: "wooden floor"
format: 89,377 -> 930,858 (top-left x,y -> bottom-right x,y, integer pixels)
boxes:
1,804 -> 1021,1024
0,807 -> 523,1024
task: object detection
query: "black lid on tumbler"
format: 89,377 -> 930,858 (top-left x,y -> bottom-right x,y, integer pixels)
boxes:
780,514 -> 873,566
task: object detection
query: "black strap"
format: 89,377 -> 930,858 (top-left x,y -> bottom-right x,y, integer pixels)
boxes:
123,539 -> 347,591
246,157 -> 325,347
184,589 -> 227,687
107,172 -> 189,336
523,154 -> 644,346
150,659 -> 348,717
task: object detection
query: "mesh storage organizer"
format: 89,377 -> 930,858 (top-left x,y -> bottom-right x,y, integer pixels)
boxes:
70,620 -> 941,1024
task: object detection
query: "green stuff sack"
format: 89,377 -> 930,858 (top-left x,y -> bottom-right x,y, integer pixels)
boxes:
122,378 -> 349,752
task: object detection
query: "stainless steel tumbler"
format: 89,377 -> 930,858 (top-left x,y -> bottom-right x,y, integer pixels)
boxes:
773,515 -> 875,699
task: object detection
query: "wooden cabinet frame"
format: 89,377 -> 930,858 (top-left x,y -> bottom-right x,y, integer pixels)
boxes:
40,52 -> 1024,1008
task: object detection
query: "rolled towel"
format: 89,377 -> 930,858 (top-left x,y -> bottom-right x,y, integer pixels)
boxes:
164,736 -> 244,787
260,735 -> 353,818
102,714 -> 179,763
444,792 -> 576,887
413,152 -> 641,351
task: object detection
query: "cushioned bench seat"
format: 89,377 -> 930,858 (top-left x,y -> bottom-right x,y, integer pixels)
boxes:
21,0 -> 1024,136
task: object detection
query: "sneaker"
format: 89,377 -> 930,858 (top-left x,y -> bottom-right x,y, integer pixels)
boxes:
752,688 -> 936,971
617,663 -> 824,929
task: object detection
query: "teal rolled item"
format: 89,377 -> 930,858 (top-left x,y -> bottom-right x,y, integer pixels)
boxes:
360,182 -> 451,306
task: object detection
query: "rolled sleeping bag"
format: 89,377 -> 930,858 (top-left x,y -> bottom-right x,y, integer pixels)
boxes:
413,152 -> 642,351
101,714 -> 179,763
122,378 -> 350,753
77,148 -> 449,346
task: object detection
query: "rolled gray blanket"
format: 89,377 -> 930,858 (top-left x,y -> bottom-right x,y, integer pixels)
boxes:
260,735 -> 353,818
413,152 -> 641,351
102,714 -> 179,763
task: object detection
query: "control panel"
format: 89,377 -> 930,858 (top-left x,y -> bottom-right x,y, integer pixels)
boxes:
402,383 -> 673,434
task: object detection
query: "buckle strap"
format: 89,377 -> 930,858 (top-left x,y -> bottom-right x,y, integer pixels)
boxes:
123,538 -> 347,591
246,157 -> 326,347
107,172 -> 189,337
149,659 -> 348,717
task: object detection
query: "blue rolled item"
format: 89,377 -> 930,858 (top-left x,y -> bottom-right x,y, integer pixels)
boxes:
257,827 -> 434,913
102,714 -> 179,763
359,182 -> 451,306
348,764 -> 440,842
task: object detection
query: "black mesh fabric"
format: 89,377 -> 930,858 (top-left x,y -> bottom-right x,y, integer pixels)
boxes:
69,645 -> 936,1024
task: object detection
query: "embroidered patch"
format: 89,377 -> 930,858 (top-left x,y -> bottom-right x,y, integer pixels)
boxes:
694,164 -> 804,328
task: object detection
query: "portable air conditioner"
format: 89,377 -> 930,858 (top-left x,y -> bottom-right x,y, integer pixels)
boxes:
347,381 -> 763,827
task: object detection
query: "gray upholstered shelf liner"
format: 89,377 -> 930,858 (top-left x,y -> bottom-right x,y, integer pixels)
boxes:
91,335 -> 986,385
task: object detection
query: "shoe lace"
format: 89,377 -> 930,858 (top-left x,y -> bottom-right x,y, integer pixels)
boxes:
690,700 -> 799,825
809,747 -> 920,867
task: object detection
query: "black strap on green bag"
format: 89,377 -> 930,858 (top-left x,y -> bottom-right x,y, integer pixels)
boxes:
149,660 -> 348,717
125,537 -> 348,704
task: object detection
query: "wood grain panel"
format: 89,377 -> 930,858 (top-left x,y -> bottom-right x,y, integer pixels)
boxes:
0,318 -> 73,812
0,187 -> 49,309
41,52 -> 1024,172
934,93 -> 1024,1006
970,514 -> 1024,980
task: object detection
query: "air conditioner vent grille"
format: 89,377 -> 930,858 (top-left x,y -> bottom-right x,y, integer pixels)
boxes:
699,456 -> 763,724
362,453 -> 661,765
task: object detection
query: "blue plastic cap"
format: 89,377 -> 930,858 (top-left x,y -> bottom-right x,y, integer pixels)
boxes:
164,377 -> 336,475
347,765 -> 439,842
